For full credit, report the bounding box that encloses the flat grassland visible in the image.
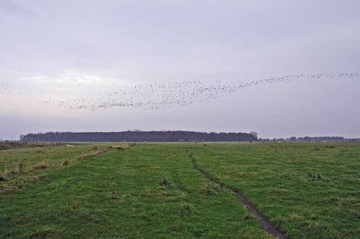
[0,142,359,238]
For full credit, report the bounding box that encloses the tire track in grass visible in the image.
[189,153,288,239]
[0,146,118,194]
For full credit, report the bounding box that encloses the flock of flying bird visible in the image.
[1,72,359,111]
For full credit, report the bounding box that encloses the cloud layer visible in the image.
[1,0,360,139]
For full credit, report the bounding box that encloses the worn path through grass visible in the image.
[0,143,116,191]
[192,142,360,239]
[0,143,271,238]
[189,152,288,239]
[1,142,358,238]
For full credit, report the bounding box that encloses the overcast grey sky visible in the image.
[0,0,360,139]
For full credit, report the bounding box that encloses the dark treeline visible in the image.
[20,131,258,142]
[292,136,345,142]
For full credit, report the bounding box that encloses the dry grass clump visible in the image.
[35,163,49,170]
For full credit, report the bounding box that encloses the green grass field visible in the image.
[0,142,359,238]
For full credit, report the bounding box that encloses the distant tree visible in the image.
[289,136,297,141]
[249,131,258,139]
[303,136,312,141]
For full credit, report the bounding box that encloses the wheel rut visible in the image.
[189,153,288,239]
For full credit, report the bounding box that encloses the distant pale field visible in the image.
[0,142,359,238]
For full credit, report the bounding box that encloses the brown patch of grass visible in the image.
[35,163,49,170]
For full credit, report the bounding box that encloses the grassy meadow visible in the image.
[0,142,359,238]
